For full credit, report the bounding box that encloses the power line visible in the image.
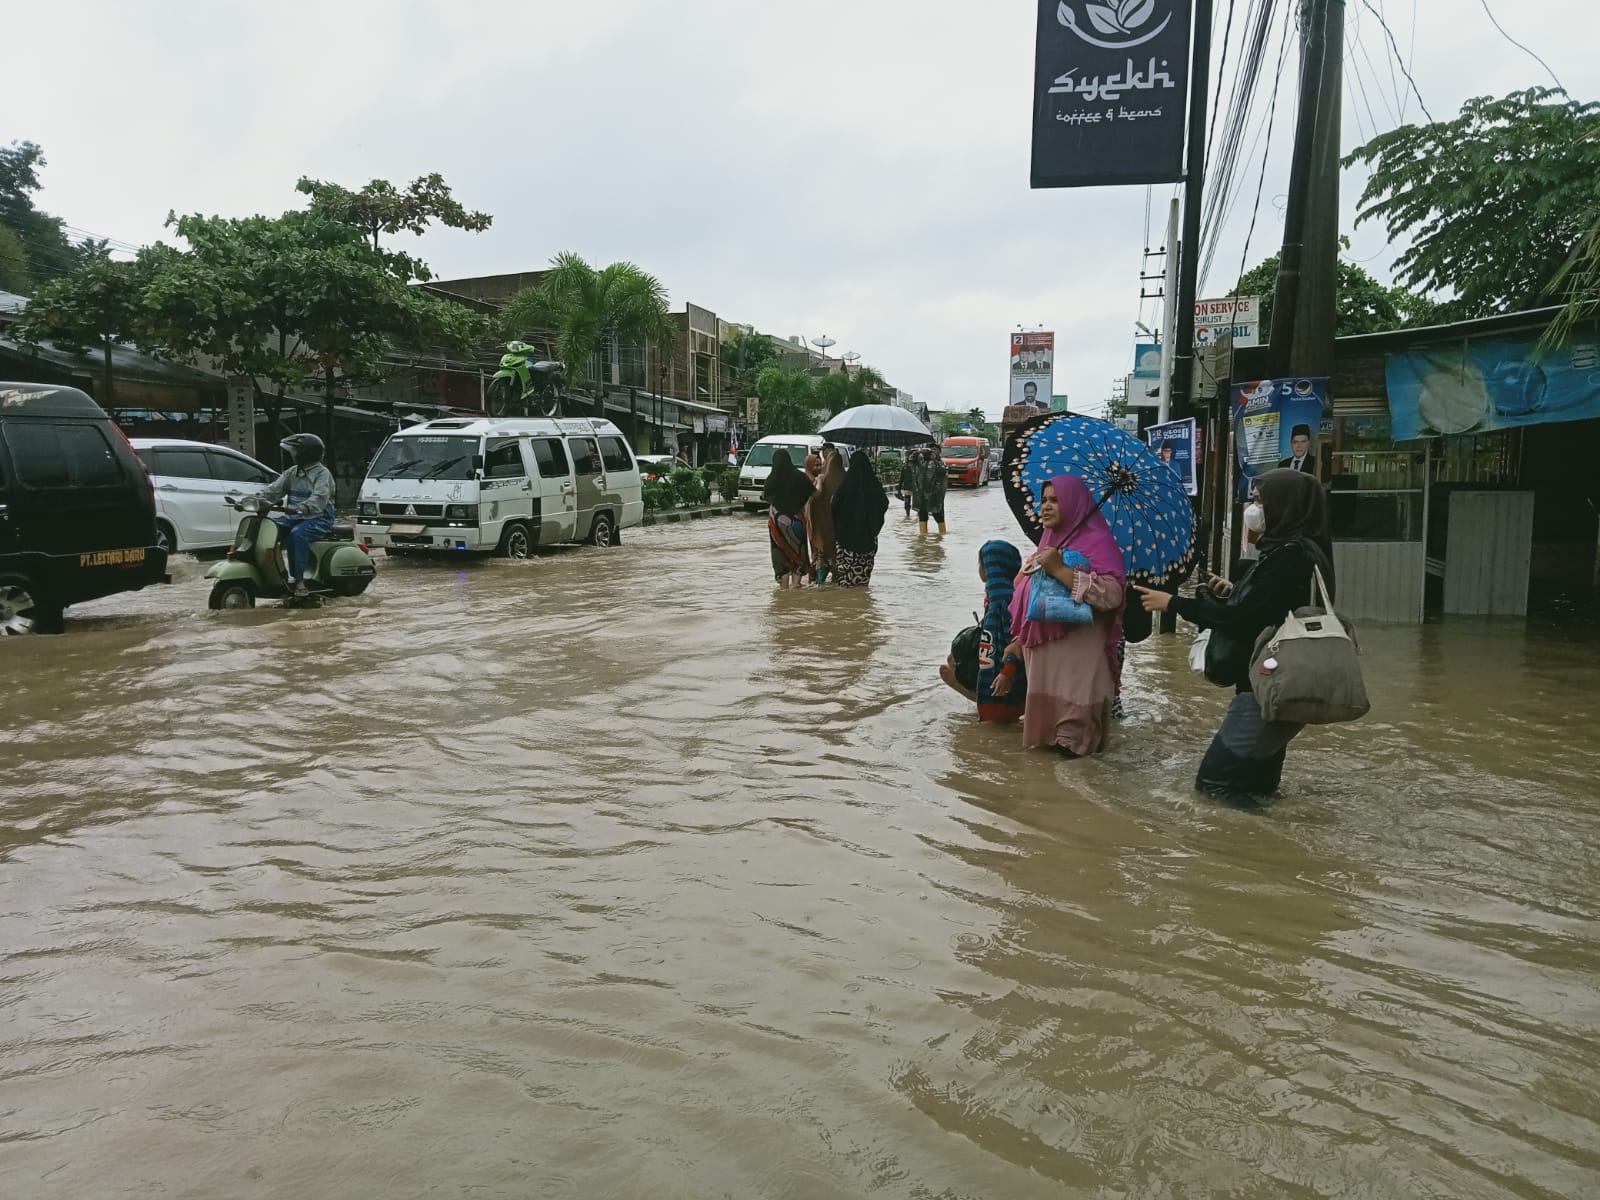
[1478,0,1566,93]
[1231,1,1296,291]
[1358,0,1432,121]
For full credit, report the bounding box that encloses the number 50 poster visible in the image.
[1230,377,1329,498]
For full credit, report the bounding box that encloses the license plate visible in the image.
[389,523,426,534]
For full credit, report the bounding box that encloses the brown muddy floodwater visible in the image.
[3,486,1599,1199]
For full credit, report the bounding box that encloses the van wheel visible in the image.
[208,580,256,611]
[155,520,176,554]
[0,575,62,635]
[588,512,617,547]
[499,521,532,559]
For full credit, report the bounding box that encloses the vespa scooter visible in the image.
[205,496,376,610]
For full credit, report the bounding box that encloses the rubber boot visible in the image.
[918,520,929,537]
[938,520,948,535]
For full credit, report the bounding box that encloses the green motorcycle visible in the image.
[487,341,566,417]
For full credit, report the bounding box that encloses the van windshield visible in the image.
[746,442,811,468]
[370,436,478,481]
[942,442,979,461]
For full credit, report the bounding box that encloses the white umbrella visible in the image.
[819,404,935,448]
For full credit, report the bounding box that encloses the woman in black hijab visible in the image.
[831,451,890,587]
[1135,469,1334,802]
[763,448,816,588]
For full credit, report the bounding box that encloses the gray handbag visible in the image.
[1249,566,1371,725]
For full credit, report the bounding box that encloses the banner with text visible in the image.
[1230,377,1329,499]
[1031,0,1195,188]
[1010,331,1055,406]
[1194,295,1260,348]
[1146,417,1197,496]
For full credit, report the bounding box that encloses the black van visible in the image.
[0,382,169,633]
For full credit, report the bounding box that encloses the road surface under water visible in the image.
[3,486,1599,1199]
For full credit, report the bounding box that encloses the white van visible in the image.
[738,434,850,511]
[356,416,642,556]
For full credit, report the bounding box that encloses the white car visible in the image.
[131,437,278,554]
[636,454,677,483]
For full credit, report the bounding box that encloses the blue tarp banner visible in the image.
[1385,339,1600,440]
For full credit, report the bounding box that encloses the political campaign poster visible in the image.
[1031,0,1196,188]
[1230,377,1329,498]
[1146,417,1197,497]
[1010,332,1055,406]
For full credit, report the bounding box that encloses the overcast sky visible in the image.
[10,0,1592,417]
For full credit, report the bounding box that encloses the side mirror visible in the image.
[472,454,484,472]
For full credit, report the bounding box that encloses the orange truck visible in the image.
[941,436,991,487]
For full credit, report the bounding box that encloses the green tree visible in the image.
[1345,89,1600,320]
[295,173,492,282]
[754,365,821,436]
[136,209,483,451]
[12,249,144,405]
[0,141,75,282]
[813,365,890,415]
[0,224,31,293]
[1235,242,1439,340]
[500,253,675,395]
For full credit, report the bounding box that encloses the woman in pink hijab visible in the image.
[998,475,1127,758]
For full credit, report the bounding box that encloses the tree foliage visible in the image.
[1345,89,1600,320]
[12,251,143,354]
[14,174,489,449]
[754,365,821,436]
[0,140,113,288]
[295,173,492,282]
[1235,242,1439,340]
[500,253,675,392]
[812,364,889,415]
[722,327,778,398]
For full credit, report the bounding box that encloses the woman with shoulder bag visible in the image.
[1134,470,1334,802]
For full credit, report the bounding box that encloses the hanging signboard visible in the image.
[1194,295,1260,348]
[1031,0,1196,189]
[1230,377,1329,498]
[1009,331,1055,406]
[1146,417,1197,496]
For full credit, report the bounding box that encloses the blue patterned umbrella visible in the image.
[1002,413,1195,586]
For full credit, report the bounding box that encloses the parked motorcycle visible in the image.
[205,497,376,610]
[487,341,566,417]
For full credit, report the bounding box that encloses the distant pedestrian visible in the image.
[831,450,889,587]
[1135,469,1333,802]
[763,449,814,588]
[911,446,947,536]
[803,450,823,486]
[808,450,846,583]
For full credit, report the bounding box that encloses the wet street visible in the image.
[4,485,1600,1199]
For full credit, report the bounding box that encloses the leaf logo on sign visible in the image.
[1058,0,1173,49]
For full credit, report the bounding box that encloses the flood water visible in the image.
[4,486,1599,1199]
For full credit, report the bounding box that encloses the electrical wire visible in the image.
[1478,0,1566,93]
[1230,6,1296,293]
[1358,0,1432,121]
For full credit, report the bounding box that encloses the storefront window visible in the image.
[1330,412,1424,541]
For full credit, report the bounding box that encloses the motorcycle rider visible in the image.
[251,433,336,596]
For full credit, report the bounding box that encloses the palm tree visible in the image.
[500,253,675,402]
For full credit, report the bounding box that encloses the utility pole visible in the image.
[1168,0,1215,422]
[1269,0,1345,378]
[1157,198,1180,423]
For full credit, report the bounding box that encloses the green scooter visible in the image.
[486,341,566,417]
[205,496,376,610]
